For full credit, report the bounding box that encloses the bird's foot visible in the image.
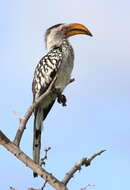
[57,94,67,106]
[53,88,67,106]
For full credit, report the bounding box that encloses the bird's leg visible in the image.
[57,78,74,105]
[57,94,67,106]
[52,88,67,106]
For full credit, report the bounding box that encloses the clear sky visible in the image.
[0,0,130,190]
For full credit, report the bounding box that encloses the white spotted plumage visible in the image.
[32,47,64,100]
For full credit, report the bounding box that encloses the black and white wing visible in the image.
[32,48,63,101]
[32,48,63,177]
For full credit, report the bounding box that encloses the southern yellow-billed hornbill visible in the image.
[32,23,92,177]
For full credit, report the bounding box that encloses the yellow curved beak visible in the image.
[66,23,93,38]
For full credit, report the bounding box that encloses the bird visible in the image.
[32,23,92,177]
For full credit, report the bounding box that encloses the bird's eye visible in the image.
[61,27,67,35]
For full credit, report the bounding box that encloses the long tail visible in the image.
[33,100,55,177]
[33,107,43,177]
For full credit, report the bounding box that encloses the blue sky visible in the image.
[0,0,130,190]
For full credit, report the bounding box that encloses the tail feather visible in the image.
[33,100,55,177]
[33,108,43,177]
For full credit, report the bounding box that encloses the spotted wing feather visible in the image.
[32,48,63,100]
[32,48,63,177]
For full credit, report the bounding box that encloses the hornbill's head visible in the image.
[45,23,92,50]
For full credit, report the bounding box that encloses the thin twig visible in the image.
[28,180,48,190]
[10,187,16,190]
[13,76,57,147]
[62,150,106,185]
[12,111,21,121]
[40,147,51,167]
[81,184,95,190]
[41,179,48,190]
[0,130,68,190]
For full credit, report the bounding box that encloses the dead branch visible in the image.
[0,129,106,190]
[0,130,67,190]
[13,76,57,147]
[62,150,106,185]
[0,73,106,190]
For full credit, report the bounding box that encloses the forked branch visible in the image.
[62,150,106,185]
[13,76,57,147]
[0,130,67,190]
[0,74,106,190]
[13,77,75,147]
[0,130,106,190]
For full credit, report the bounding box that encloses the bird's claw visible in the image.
[53,88,67,106]
[57,94,67,106]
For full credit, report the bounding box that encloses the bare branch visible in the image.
[13,76,74,147]
[62,150,106,185]
[13,76,57,147]
[0,69,105,190]
[0,130,106,190]
[0,130,68,190]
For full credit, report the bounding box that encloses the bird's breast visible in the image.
[55,50,74,91]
